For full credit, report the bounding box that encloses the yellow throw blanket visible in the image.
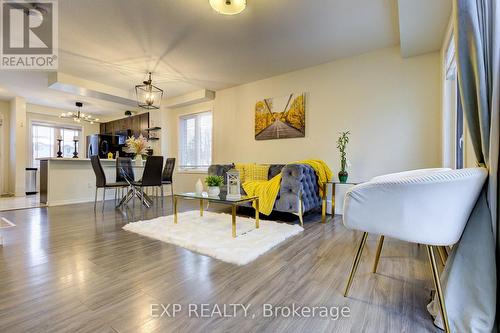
[242,160,332,215]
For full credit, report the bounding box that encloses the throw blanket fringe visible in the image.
[243,160,332,215]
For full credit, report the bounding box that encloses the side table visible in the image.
[321,181,359,223]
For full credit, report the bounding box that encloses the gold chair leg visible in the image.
[437,247,446,266]
[231,205,237,238]
[437,246,448,267]
[321,183,327,223]
[255,199,260,229]
[372,235,385,273]
[173,196,178,224]
[331,183,336,216]
[427,245,450,333]
[344,232,368,297]
[441,246,449,259]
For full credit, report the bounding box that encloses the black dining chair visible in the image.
[130,156,164,209]
[116,157,134,201]
[162,158,176,211]
[90,155,128,212]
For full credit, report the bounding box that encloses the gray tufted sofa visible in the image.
[208,163,322,225]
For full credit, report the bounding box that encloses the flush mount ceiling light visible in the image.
[135,72,163,110]
[209,0,246,15]
[59,102,100,124]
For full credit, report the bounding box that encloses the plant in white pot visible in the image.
[124,135,148,166]
[205,175,224,197]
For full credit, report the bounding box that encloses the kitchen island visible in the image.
[38,157,122,206]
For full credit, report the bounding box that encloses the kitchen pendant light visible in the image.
[209,0,246,15]
[135,72,163,110]
[59,102,99,124]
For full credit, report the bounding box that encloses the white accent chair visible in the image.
[342,168,488,333]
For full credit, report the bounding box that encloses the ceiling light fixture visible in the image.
[209,0,246,15]
[59,102,100,124]
[135,72,163,110]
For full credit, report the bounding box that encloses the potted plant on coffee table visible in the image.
[337,131,350,183]
[205,175,224,197]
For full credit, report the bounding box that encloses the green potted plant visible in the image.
[205,175,224,197]
[337,131,350,183]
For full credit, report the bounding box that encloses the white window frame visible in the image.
[29,121,83,167]
[442,25,465,170]
[178,111,213,173]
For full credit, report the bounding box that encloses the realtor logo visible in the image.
[1,0,58,70]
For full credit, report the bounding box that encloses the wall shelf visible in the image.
[146,127,161,131]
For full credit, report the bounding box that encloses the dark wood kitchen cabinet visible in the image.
[100,123,107,134]
[99,113,150,137]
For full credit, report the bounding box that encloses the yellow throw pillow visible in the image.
[245,164,270,182]
[234,163,247,183]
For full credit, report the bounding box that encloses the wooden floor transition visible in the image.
[0,198,440,333]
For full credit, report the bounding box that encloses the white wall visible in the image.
[148,109,166,156]
[0,101,10,195]
[165,46,441,193]
[9,97,27,196]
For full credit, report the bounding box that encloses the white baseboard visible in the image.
[48,198,95,206]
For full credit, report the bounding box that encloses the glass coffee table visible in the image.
[173,192,260,238]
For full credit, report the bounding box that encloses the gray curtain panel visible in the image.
[428,0,499,332]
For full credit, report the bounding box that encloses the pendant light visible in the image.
[135,72,163,110]
[59,102,99,124]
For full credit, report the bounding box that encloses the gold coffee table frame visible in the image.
[321,181,359,223]
[173,192,260,238]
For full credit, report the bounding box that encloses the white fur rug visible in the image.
[123,211,303,265]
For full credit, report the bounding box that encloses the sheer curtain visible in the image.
[428,0,499,331]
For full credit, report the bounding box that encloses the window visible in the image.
[61,128,81,158]
[443,34,464,169]
[179,111,212,171]
[31,123,82,167]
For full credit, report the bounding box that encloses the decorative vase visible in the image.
[338,170,348,183]
[135,155,143,166]
[208,186,220,197]
[195,178,203,195]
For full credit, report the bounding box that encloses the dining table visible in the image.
[115,164,155,209]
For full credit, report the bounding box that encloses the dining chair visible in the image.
[341,168,488,333]
[90,155,129,212]
[130,156,164,210]
[116,157,135,202]
[162,158,176,211]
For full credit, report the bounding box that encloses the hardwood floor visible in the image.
[0,198,439,333]
[0,194,44,212]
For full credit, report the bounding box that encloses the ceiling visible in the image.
[0,0,451,117]
[398,0,452,57]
